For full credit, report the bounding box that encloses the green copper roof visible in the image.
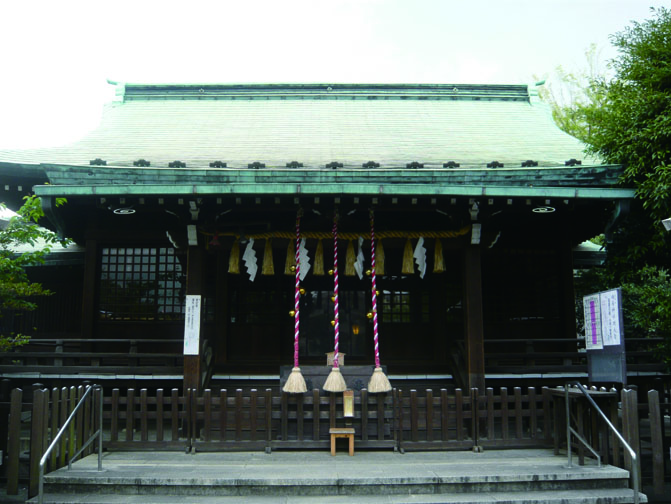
[0,83,598,169]
[31,164,634,200]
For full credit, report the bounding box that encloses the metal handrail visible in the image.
[564,382,639,504]
[38,384,104,504]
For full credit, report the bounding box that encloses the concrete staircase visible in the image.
[29,449,646,503]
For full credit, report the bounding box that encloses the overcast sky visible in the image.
[0,0,666,149]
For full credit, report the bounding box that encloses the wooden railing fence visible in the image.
[2,385,101,497]
[3,384,669,499]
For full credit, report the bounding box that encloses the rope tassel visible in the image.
[367,209,391,393]
[345,240,356,276]
[284,239,295,275]
[375,239,385,275]
[402,238,414,274]
[433,238,445,274]
[283,211,307,394]
[313,239,325,276]
[262,238,274,276]
[324,212,347,393]
[228,239,240,274]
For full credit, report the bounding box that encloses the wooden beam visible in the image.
[561,236,577,341]
[80,238,98,339]
[183,244,204,394]
[464,245,485,393]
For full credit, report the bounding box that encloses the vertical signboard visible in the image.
[582,288,626,384]
[183,294,201,356]
[582,293,603,350]
[599,289,622,347]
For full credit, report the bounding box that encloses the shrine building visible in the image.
[0,82,645,393]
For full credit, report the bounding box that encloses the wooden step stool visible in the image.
[329,427,355,456]
[329,389,355,456]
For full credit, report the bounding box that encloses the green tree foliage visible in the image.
[587,7,671,272]
[536,43,608,144]
[574,8,671,271]
[0,195,70,350]
[544,8,671,366]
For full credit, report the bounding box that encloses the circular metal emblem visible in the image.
[113,208,136,215]
[532,206,555,214]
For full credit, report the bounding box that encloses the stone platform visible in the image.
[29,448,646,503]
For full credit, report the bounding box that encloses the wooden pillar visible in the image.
[183,244,204,394]
[215,249,228,366]
[80,238,98,338]
[560,236,577,341]
[464,244,485,393]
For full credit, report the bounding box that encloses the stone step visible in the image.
[31,488,647,504]
[38,475,631,497]
[27,449,646,504]
[37,466,632,497]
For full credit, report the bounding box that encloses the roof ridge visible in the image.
[114,82,531,102]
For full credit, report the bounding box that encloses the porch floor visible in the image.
[30,448,646,503]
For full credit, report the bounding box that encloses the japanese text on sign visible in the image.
[183,295,201,355]
[583,294,603,350]
[582,288,622,349]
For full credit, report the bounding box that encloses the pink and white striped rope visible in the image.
[293,214,301,368]
[332,215,340,368]
[370,210,381,369]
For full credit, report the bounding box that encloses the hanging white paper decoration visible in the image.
[354,236,365,280]
[298,238,311,281]
[413,236,427,279]
[243,238,258,281]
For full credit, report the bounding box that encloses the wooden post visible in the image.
[6,388,22,495]
[471,388,480,448]
[312,389,320,441]
[251,389,259,442]
[464,245,485,393]
[29,388,47,498]
[49,388,60,470]
[183,244,204,394]
[235,389,243,442]
[410,390,418,442]
[377,393,385,441]
[455,388,464,441]
[542,387,552,445]
[156,389,164,442]
[110,389,119,443]
[529,388,537,439]
[397,389,404,453]
[426,389,434,442]
[219,389,228,442]
[647,389,664,496]
[609,388,620,467]
[621,388,641,489]
[440,389,449,442]
[265,389,273,451]
[361,389,369,442]
[501,387,509,442]
[203,389,212,442]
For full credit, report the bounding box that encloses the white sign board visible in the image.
[183,295,201,355]
[583,288,623,349]
[599,289,622,346]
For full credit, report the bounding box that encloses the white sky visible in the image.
[0,0,666,149]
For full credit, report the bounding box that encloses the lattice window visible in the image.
[381,290,411,323]
[99,247,184,320]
